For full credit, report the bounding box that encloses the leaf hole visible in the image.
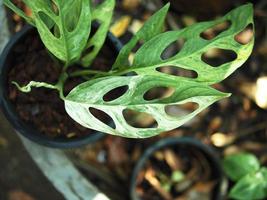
[132,41,143,53]
[89,107,115,129]
[200,20,231,40]
[38,11,59,38]
[91,20,101,36]
[82,45,95,58]
[234,23,254,45]
[53,24,61,38]
[201,48,237,67]
[165,103,199,118]
[121,71,138,76]
[156,66,198,78]
[161,39,185,60]
[65,1,82,32]
[123,109,158,128]
[51,1,59,15]
[144,86,175,101]
[38,11,53,28]
[103,85,129,102]
[91,0,105,6]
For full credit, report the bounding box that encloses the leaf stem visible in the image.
[55,72,68,100]
[69,68,133,78]
[69,69,111,77]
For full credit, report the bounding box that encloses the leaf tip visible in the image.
[164,2,171,10]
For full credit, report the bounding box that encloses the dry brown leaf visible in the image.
[164,149,182,171]
[0,136,8,147]
[122,0,140,11]
[8,190,35,200]
[144,168,172,200]
[110,16,131,37]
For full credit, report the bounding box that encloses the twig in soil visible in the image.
[144,167,172,200]
[164,149,182,171]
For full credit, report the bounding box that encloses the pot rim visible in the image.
[0,25,122,148]
[130,136,228,200]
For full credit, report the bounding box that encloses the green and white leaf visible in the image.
[4,0,91,65]
[65,75,229,138]
[229,167,267,200]
[64,4,254,138]
[112,3,170,70]
[80,0,115,67]
[125,3,254,85]
[223,153,260,181]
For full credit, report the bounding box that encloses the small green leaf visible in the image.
[171,171,185,183]
[162,182,171,192]
[229,168,267,200]
[12,81,58,93]
[223,153,260,181]
[64,75,229,138]
[81,0,115,67]
[112,3,170,70]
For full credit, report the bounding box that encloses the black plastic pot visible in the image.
[130,137,228,200]
[0,25,122,148]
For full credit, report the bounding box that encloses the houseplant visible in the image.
[0,0,119,147]
[0,1,254,145]
[130,137,227,200]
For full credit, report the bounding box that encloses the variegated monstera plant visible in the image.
[4,0,254,138]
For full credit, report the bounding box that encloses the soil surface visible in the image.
[7,29,115,139]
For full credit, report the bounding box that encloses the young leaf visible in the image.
[229,168,267,200]
[80,0,115,67]
[223,153,260,181]
[4,0,92,65]
[64,75,229,138]
[112,3,170,70]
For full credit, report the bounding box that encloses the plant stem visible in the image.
[56,72,68,100]
[69,69,111,77]
[69,68,133,78]
[53,61,70,100]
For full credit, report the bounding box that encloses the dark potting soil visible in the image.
[7,29,115,139]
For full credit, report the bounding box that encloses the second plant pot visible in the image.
[130,137,228,200]
[0,25,122,148]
